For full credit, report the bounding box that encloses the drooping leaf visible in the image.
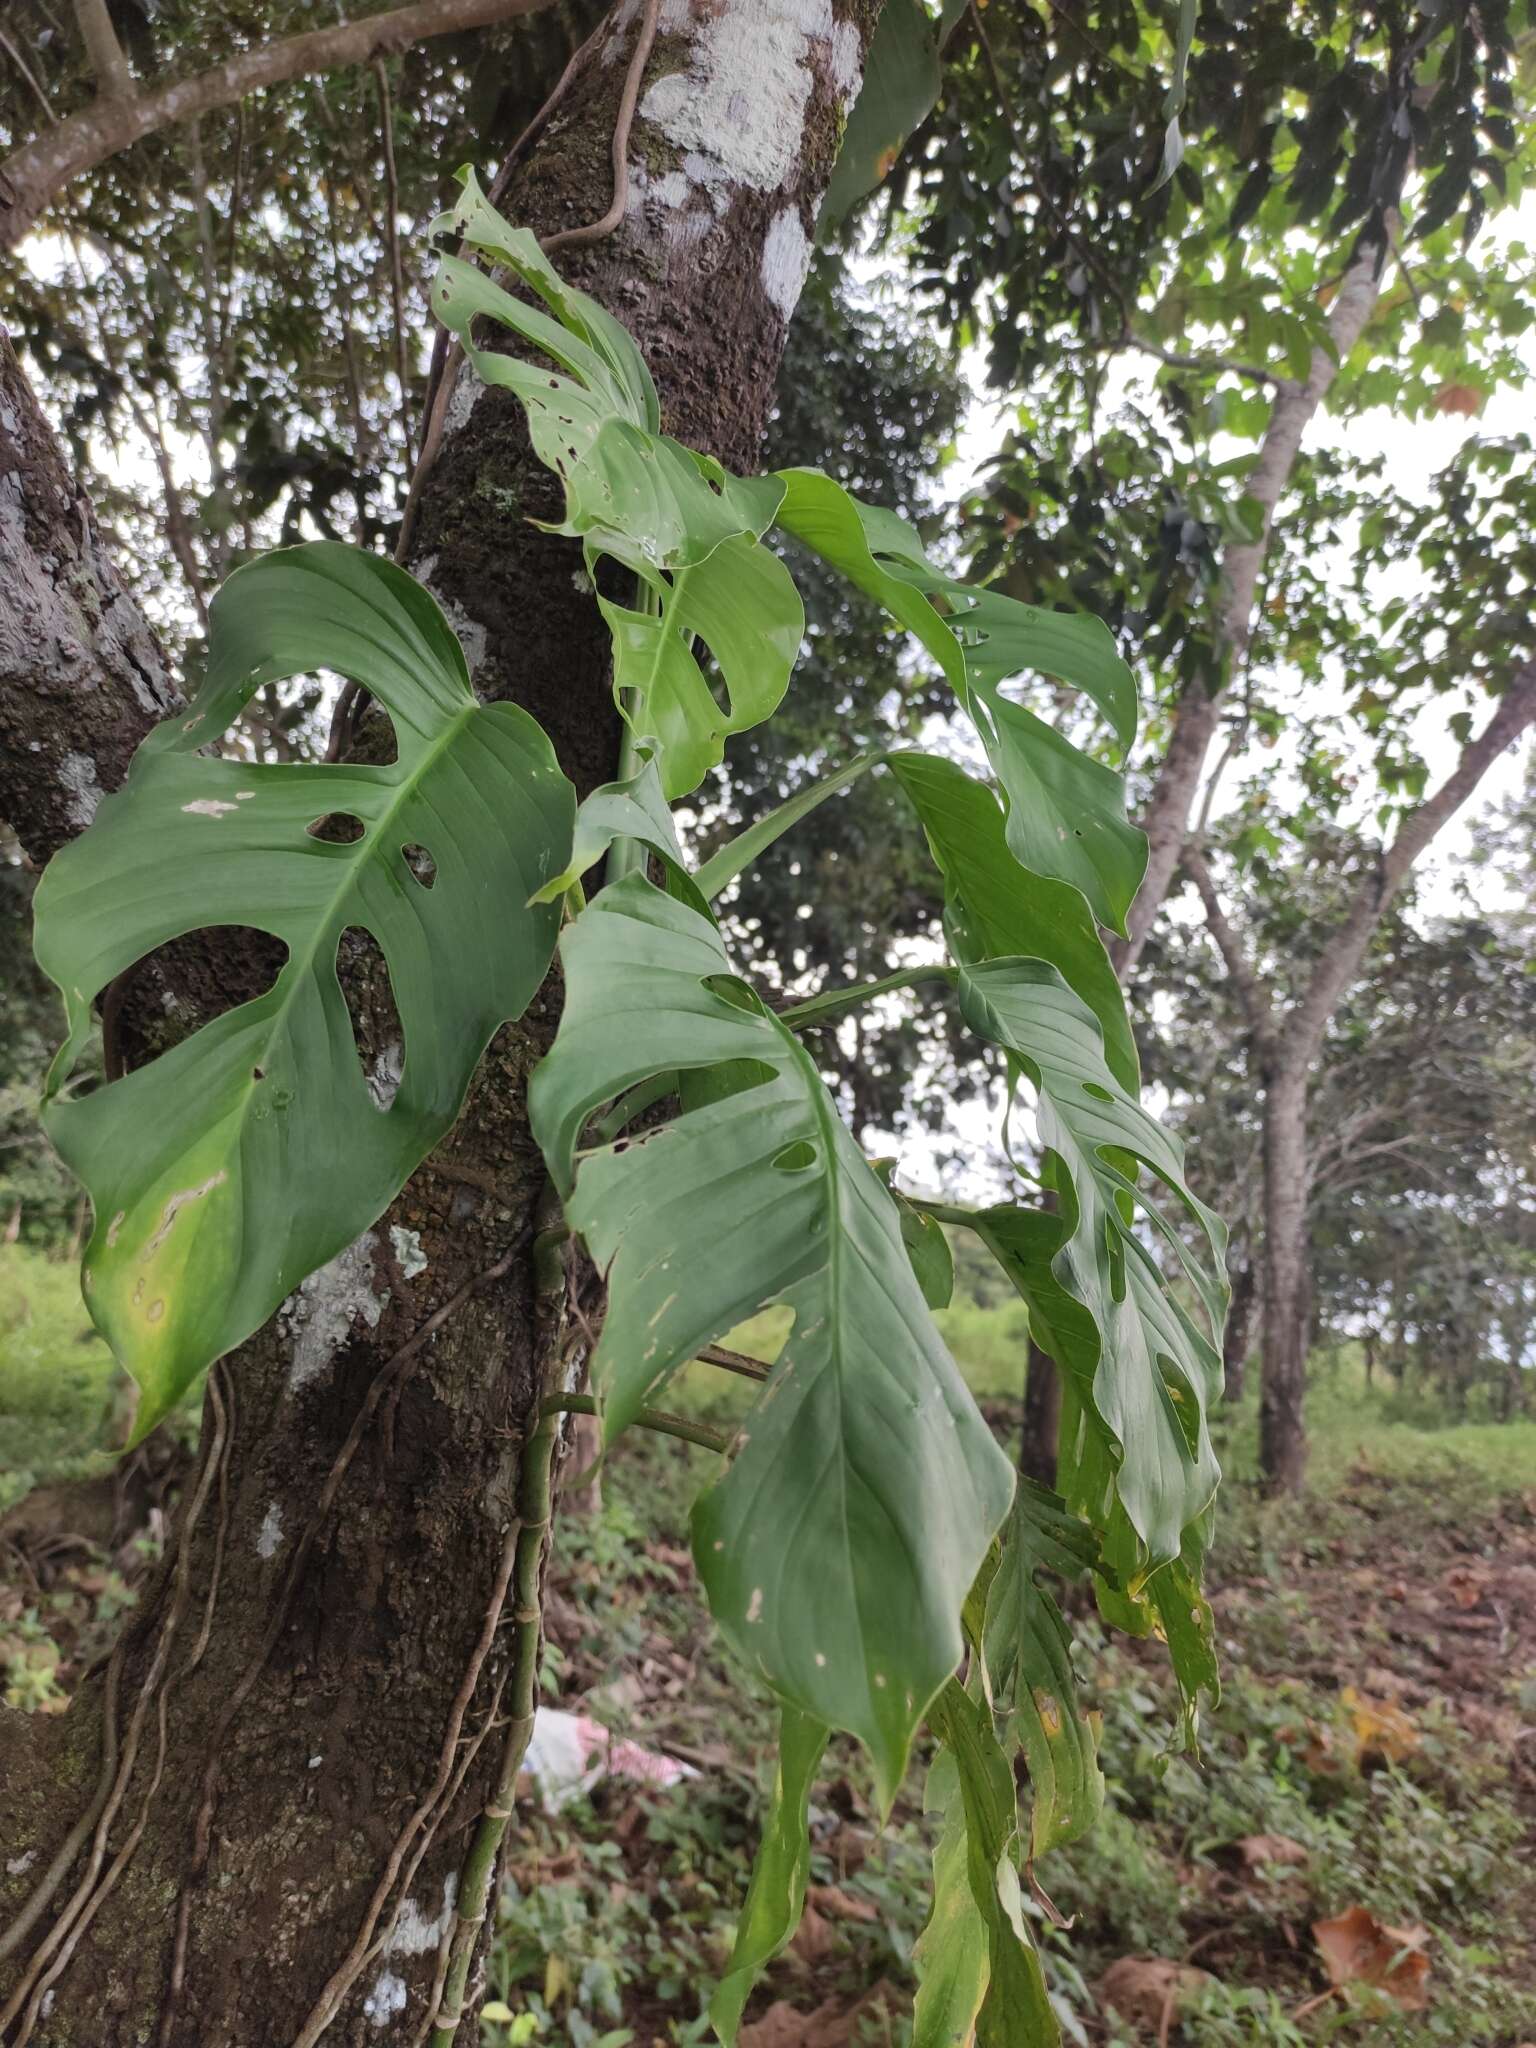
[528,875,1014,1803]
[34,542,572,1431]
[956,958,1225,1563]
[912,1757,991,2048]
[889,752,1138,1091]
[982,1483,1105,1857]
[820,0,943,232]
[710,1707,830,2045]
[1150,0,1199,192]
[432,172,802,800]
[774,472,1145,932]
[926,1679,1060,2046]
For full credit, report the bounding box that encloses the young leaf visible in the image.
[529,752,692,904]
[889,752,1138,1092]
[432,173,803,800]
[710,1707,830,2045]
[957,959,1226,1562]
[34,542,573,1431]
[528,875,1014,1803]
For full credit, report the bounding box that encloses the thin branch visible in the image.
[0,0,559,248]
[373,55,415,473]
[1183,843,1278,1059]
[0,29,58,121]
[1121,332,1285,389]
[72,0,133,99]
[1284,660,1536,1075]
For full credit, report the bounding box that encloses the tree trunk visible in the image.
[0,7,879,2041]
[1258,1067,1311,1493]
[1222,1254,1255,1404]
[1019,1338,1060,1489]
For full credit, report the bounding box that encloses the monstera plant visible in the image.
[32,172,1225,2045]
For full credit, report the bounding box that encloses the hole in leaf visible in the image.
[701,972,760,1013]
[771,1140,818,1172]
[335,925,404,1111]
[1082,1082,1115,1104]
[402,843,437,890]
[91,927,289,1083]
[307,812,366,845]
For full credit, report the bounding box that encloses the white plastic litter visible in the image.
[520,1706,698,1813]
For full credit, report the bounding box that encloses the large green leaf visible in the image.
[820,0,943,231]
[889,751,1138,1092]
[982,1483,1104,1858]
[710,1707,829,2044]
[926,1679,1059,2046]
[774,471,1145,933]
[431,173,802,800]
[528,875,1014,1802]
[33,542,572,1431]
[956,960,1225,1564]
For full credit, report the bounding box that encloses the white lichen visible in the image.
[387,1874,458,1956]
[760,206,811,321]
[255,1503,284,1560]
[368,1041,404,1113]
[639,0,837,196]
[181,797,239,819]
[361,1971,408,2027]
[282,1232,387,1391]
[390,1225,429,1280]
[59,752,102,827]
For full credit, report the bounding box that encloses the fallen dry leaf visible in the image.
[1433,382,1483,416]
[1443,1565,1489,1611]
[1312,1905,1431,2010]
[1098,1956,1217,2030]
[740,1981,899,2048]
[807,1882,880,1923]
[790,1900,834,1962]
[1343,1686,1419,1766]
[1233,1833,1309,1870]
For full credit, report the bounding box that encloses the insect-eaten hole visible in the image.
[771,1139,818,1172]
[307,811,366,845]
[335,925,405,1111]
[402,843,437,890]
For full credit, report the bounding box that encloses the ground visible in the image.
[2,1242,1534,2046]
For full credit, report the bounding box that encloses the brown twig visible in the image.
[542,0,659,252]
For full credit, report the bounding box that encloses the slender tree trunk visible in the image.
[0,8,879,2040]
[1019,1338,1060,1488]
[1222,1255,1255,1403]
[1258,1066,1311,1493]
[1114,239,1385,980]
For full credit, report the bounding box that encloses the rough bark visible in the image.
[0,0,558,253]
[0,4,880,2040]
[1114,238,1386,980]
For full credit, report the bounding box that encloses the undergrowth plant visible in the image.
[30,171,1227,2045]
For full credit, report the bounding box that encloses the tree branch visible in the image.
[72,0,133,100]
[1183,843,1278,1060]
[1115,230,1389,979]
[1121,332,1286,390]
[0,0,557,249]
[1283,660,1536,1075]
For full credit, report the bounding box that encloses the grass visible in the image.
[0,1242,117,1513]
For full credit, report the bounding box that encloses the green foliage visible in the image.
[33,542,572,1433]
[32,179,1227,2045]
[0,1245,116,1514]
